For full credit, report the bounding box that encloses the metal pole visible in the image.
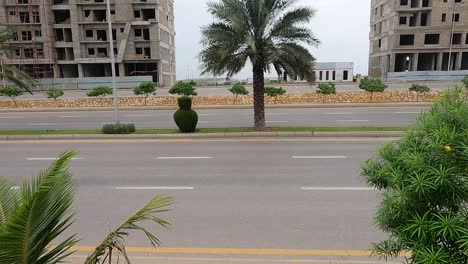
[106,0,119,124]
[448,6,457,71]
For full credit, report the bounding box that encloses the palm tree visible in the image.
[0,27,35,93]
[0,150,173,264]
[200,0,319,130]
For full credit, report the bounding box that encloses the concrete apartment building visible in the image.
[0,0,176,89]
[369,0,468,81]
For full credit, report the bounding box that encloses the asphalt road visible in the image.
[10,81,458,100]
[0,107,427,130]
[0,138,396,263]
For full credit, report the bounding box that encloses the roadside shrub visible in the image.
[87,86,113,106]
[462,76,468,99]
[133,81,156,105]
[361,87,468,263]
[229,84,249,104]
[359,77,388,102]
[0,85,23,106]
[264,86,286,98]
[173,97,198,133]
[45,87,64,100]
[169,81,198,97]
[316,82,336,103]
[189,80,197,86]
[409,84,430,102]
[102,123,136,134]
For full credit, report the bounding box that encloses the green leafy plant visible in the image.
[102,123,136,134]
[188,80,197,86]
[0,151,173,264]
[87,86,113,106]
[0,27,35,93]
[316,82,336,103]
[45,87,65,100]
[169,81,197,97]
[133,81,156,105]
[173,97,198,133]
[359,77,388,102]
[264,87,286,103]
[200,0,319,130]
[361,88,468,263]
[229,84,249,104]
[0,85,23,106]
[409,84,430,102]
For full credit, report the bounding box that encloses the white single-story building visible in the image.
[286,62,354,83]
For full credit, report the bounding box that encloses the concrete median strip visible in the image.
[0,131,404,141]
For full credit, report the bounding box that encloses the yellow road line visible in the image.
[69,246,412,257]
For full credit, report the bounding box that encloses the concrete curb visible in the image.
[0,131,404,141]
[0,102,432,112]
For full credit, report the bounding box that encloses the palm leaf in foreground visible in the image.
[0,150,79,264]
[85,195,174,264]
[0,177,18,226]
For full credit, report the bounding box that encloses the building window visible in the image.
[319,71,323,81]
[425,34,440,44]
[466,33,468,44]
[134,10,141,18]
[399,16,407,25]
[85,30,93,38]
[326,71,329,81]
[400,0,408,5]
[35,30,41,37]
[21,31,32,41]
[19,12,30,23]
[134,28,142,37]
[442,13,446,22]
[332,71,336,81]
[378,39,382,47]
[88,48,95,55]
[343,71,349,81]
[9,11,16,16]
[24,48,33,58]
[453,13,460,22]
[400,34,415,46]
[136,47,143,54]
[452,33,462,44]
[32,12,40,23]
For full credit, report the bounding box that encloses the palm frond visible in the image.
[85,195,174,264]
[0,150,79,264]
[0,177,19,226]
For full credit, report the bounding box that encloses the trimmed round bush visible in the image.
[173,97,198,133]
[102,123,136,134]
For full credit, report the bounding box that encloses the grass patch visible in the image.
[0,126,407,136]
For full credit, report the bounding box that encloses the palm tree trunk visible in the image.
[252,63,265,130]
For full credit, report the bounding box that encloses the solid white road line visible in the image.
[28,123,57,126]
[0,116,24,119]
[60,115,89,118]
[156,156,213,160]
[300,187,376,191]
[394,111,420,114]
[336,120,369,123]
[292,156,347,159]
[27,158,84,161]
[114,186,194,190]
[266,121,289,123]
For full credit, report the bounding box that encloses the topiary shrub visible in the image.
[133,81,156,105]
[409,84,430,102]
[45,87,64,100]
[264,86,286,103]
[316,82,336,103]
[359,77,388,102]
[169,81,198,97]
[102,123,136,134]
[173,97,198,133]
[0,85,23,106]
[362,87,468,263]
[228,84,249,104]
[87,86,113,106]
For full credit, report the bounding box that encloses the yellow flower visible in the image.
[443,145,452,152]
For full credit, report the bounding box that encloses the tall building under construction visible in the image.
[369,0,468,81]
[0,0,176,88]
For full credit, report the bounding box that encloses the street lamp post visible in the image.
[106,0,120,124]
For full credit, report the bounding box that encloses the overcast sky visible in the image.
[174,0,371,80]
